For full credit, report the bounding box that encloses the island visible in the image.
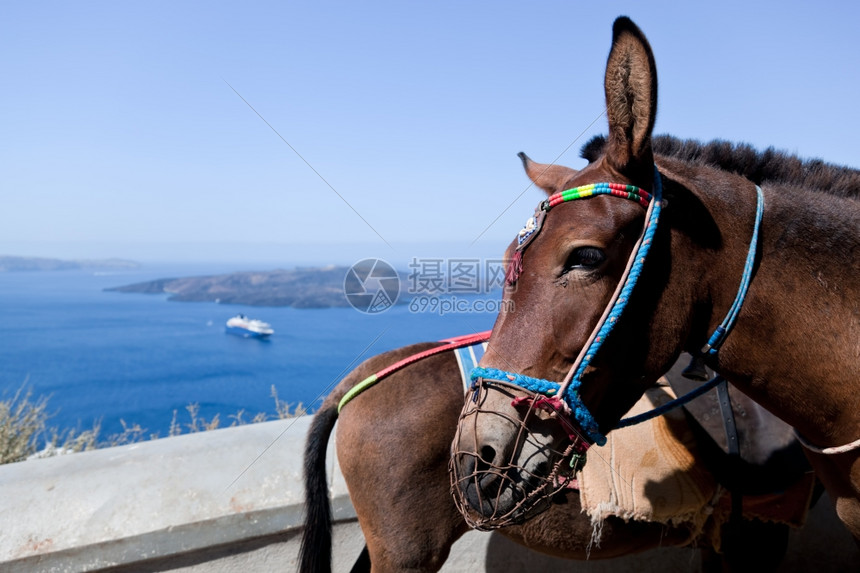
[105,265,412,309]
[0,256,139,272]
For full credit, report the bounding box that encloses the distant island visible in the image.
[105,265,412,308]
[0,256,140,272]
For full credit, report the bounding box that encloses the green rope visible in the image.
[338,374,378,413]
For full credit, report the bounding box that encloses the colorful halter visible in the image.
[475,170,768,450]
[506,182,654,284]
[475,166,664,446]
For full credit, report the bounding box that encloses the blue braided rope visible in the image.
[569,166,663,384]
[616,375,724,428]
[470,366,561,396]
[470,366,604,445]
[471,367,727,439]
[704,185,764,355]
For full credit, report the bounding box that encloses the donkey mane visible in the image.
[581,134,860,198]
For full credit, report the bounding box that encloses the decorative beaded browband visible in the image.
[506,182,654,284]
[479,166,664,446]
[547,182,652,208]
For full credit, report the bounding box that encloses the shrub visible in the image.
[0,384,309,464]
[0,386,50,464]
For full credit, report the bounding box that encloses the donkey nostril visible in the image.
[534,461,550,479]
[478,445,496,471]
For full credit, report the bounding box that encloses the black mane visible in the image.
[580,135,860,198]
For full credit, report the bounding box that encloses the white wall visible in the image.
[0,416,856,572]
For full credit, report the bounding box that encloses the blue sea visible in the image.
[0,263,496,440]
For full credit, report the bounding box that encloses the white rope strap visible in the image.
[794,430,860,455]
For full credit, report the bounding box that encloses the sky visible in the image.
[2,1,859,268]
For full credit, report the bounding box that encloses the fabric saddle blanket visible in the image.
[578,375,815,547]
[454,341,488,389]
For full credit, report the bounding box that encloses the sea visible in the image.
[0,263,497,441]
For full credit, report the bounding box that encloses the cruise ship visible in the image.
[225,314,274,338]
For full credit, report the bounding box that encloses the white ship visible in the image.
[225,314,274,338]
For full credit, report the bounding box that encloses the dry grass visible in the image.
[0,386,51,464]
[0,383,308,464]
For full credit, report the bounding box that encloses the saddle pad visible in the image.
[578,382,814,548]
[454,342,488,393]
[579,383,719,532]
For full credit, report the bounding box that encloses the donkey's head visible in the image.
[451,17,690,528]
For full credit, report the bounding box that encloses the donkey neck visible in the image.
[703,184,860,448]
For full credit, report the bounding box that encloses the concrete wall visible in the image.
[0,415,857,572]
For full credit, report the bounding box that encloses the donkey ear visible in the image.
[517,152,578,195]
[604,17,658,178]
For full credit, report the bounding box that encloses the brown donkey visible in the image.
[451,16,860,540]
[300,338,817,572]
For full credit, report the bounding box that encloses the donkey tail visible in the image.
[298,400,339,573]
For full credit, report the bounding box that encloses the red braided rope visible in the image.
[511,395,591,453]
[374,331,491,380]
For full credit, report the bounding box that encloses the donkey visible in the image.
[301,336,815,572]
[450,16,860,540]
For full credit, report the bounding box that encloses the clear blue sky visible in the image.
[3,1,858,267]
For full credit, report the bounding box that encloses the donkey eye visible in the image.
[563,247,606,273]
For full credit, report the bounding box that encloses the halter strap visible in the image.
[794,431,860,455]
[555,170,664,403]
[700,185,764,356]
